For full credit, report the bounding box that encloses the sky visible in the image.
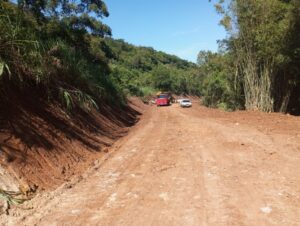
[103,0,227,63]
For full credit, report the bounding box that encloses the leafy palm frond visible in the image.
[59,88,74,110]
[59,88,98,111]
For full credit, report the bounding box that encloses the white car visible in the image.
[180,99,192,108]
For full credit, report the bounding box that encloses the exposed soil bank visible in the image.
[0,94,145,192]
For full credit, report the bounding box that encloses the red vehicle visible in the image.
[156,92,172,106]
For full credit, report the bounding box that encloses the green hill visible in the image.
[105,38,201,96]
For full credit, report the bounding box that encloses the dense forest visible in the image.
[105,38,200,97]
[0,0,299,114]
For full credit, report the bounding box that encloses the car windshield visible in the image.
[158,95,168,98]
[182,100,190,103]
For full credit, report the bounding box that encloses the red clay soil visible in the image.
[1,101,299,225]
[0,93,145,192]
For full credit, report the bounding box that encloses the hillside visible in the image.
[105,38,201,96]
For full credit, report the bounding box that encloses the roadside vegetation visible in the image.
[0,0,299,114]
[0,0,125,112]
[199,0,300,114]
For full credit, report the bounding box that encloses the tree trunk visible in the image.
[242,58,274,112]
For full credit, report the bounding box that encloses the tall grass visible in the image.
[0,2,126,111]
[0,4,43,84]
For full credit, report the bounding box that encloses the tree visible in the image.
[197,50,213,66]
[212,0,300,112]
[152,65,173,91]
[197,50,244,110]
[17,0,111,37]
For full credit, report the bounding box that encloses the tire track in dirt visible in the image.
[1,104,300,226]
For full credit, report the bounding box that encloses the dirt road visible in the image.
[2,103,300,226]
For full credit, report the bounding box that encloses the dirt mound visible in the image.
[0,93,144,192]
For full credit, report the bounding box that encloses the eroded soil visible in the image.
[1,103,300,226]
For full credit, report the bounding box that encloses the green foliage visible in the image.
[202,72,235,110]
[105,38,200,97]
[0,2,43,83]
[197,50,244,110]
[0,189,28,206]
[59,88,98,111]
[18,0,111,37]
[152,65,173,91]
[140,86,157,97]
[207,0,300,113]
[0,1,125,112]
